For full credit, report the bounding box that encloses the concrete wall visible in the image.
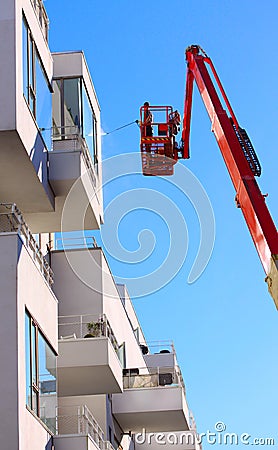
[51,249,103,317]
[0,234,20,449]
[0,232,58,450]
[117,284,146,343]
[102,255,147,369]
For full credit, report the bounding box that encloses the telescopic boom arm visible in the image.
[181,45,278,307]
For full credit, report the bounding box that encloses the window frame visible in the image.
[25,309,57,423]
[22,14,52,125]
[52,76,98,169]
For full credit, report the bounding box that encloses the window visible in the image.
[118,342,126,368]
[22,16,52,149]
[82,82,98,167]
[25,310,57,432]
[133,327,140,343]
[52,77,98,169]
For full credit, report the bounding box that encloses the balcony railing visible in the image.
[139,340,176,356]
[50,235,99,251]
[58,314,119,354]
[0,203,53,286]
[51,125,98,189]
[56,404,104,448]
[123,366,186,391]
[31,0,49,42]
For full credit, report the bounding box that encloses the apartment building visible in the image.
[0,1,200,449]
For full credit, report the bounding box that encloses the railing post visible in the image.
[80,315,83,338]
[78,406,82,434]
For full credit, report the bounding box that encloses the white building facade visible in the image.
[0,1,200,450]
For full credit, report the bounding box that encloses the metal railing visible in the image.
[58,314,119,354]
[140,340,176,355]
[51,125,98,189]
[31,0,49,42]
[123,366,186,391]
[0,203,53,286]
[50,235,99,251]
[56,404,104,448]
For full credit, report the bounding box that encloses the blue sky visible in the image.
[46,1,278,448]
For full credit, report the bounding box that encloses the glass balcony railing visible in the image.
[139,340,176,356]
[50,235,99,251]
[123,366,186,391]
[58,314,119,354]
[0,203,53,286]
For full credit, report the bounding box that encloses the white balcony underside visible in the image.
[0,130,54,213]
[57,338,123,396]
[112,386,190,432]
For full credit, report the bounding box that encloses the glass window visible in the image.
[52,77,98,168]
[25,312,32,409]
[22,15,52,149]
[64,78,81,131]
[22,18,28,100]
[31,322,37,385]
[35,51,52,149]
[38,331,57,433]
[81,81,98,166]
[52,79,62,136]
[25,310,57,432]
[118,342,126,368]
[31,321,39,415]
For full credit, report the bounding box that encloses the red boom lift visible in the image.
[139,45,278,307]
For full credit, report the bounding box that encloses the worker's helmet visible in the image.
[144,101,150,107]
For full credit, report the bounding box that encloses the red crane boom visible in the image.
[139,45,278,307]
[182,45,278,307]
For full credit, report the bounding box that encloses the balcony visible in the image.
[141,341,178,370]
[25,126,102,233]
[57,314,123,396]
[112,366,190,433]
[54,404,111,450]
[0,203,53,286]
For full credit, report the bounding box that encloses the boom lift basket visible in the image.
[140,105,178,176]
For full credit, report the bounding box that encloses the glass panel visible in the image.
[31,322,37,386]
[29,90,35,116]
[118,342,126,368]
[52,79,62,137]
[22,18,28,100]
[133,328,140,343]
[64,78,81,131]
[32,389,39,415]
[81,81,97,162]
[29,39,34,91]
[35,52,52,149]
[38,331,57,433]
[25,312,32,408]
